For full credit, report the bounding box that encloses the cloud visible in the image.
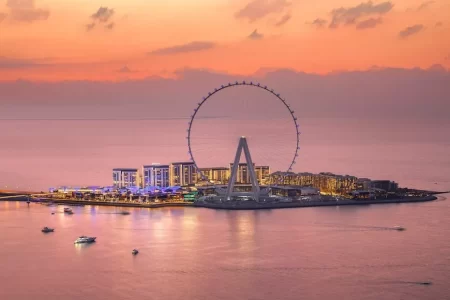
[117,66,134,73]
[235,0,291,22]
[0,56,51,69]
[435,21,443,27]
[329,1,393,29]
[105,22,114,30]
[86,23,95,31]
[417,1,435,11]
[149,41,216,55]
[6,0,50,23]
[398,24,424,39]
[275,13,291,26]
[356,17,382,29]
[0,12,7,23]
[87,7,116,31]
[91,7,114,23]
[248,29,264,40]
[309,18,327,29]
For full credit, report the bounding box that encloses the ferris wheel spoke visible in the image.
[187,82,300,174]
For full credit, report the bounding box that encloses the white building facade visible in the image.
[112,168,139,188]
[142,164,170,188]
[170,162,197,186]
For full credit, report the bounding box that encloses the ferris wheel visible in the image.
[187,81,300,181]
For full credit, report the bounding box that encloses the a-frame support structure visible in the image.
[226,137,260,201]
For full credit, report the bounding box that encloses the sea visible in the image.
[0,198,449,300]
[0,117,450,299]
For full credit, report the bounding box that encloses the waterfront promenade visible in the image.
[194,195,438,210]
[0,191,442,210]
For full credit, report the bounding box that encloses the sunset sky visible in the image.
[0,0,449,81]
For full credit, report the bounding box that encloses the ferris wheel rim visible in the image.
[186,81,300,180]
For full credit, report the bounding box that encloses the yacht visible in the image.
[41,227,54,233]
[64,207,73,214]
[132,249,139,255]
[74,236,96,244]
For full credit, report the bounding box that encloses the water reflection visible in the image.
[74,242,95,254]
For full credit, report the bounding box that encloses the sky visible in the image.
[0,0,450,191]
[0,0,449,81]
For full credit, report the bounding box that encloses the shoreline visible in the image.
[193,195,438,210]
[0,194,441,210]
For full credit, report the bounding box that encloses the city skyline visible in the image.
[112,160,271,189]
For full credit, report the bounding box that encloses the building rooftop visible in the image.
[143,165,169,168]
[171,162,194,165]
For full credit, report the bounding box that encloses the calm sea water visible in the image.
[0,118,449,192]
[1,116,449,299]
[0,198,449,300]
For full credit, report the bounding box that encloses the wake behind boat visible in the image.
[74,236,96,244]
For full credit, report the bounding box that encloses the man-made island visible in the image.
[1,170,448,210]
[0,188,445,211]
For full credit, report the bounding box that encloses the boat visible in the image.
[41,227,54,233]
[74,236,96,244]
[132,249,139,255]
[120,211,130,215]
[394,226,405,231]
[64,207,73,214]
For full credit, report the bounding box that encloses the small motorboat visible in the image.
[120,211,130,215]
[132,249,139,255]
[394,226,405,231]
[51,212,55,215]
[64,207,73,214]
[41,227,54,233]
[74,236,96,244]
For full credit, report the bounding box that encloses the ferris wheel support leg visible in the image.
[241,138,260,201]
[225,137,260,201]
[226,139,243,201]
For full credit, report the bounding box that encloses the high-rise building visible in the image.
[229,163,251,184]
[229,163,270,185]
[370,180,398,192]
[268,171,358,195]
[255,165,270,185]
[199,167,230,184]
[170,162,197,186]
[142,164,170,188]
[112,168,139,188]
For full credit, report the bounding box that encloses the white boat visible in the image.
[132,249,139,255]
[394,226,405,231]
[64,207,73,214]
[41,227,54,233]
[74,236,96,244]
